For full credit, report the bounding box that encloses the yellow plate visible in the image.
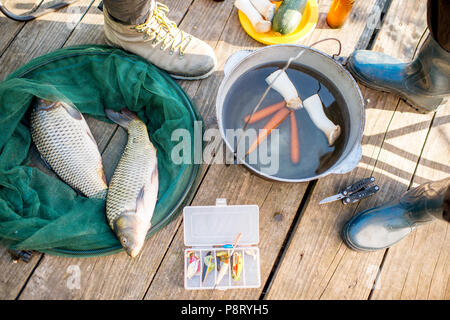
[238,0,319,45]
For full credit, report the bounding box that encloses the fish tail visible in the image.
[105,108,139,130]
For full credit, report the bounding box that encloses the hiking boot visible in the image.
[342,178,450,252]
[103,2,217,80]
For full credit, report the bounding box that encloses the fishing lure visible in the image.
[215,251,230,286]
[231,251,243,281]
[202,251,215,283]
[186,250,200,280]
[245,249,258,261]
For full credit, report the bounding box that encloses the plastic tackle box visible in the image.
[183,199,261,290]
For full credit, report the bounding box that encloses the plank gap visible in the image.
[0,0,45,59]
[367,247,390,299]
[259,180,318,300]
[100,124,119,155]
[0,24,26,59]
[365,0,393,50]
[60,0,96,48]
[354,0,393,50]
[317,242,348,299]
[14,253,45,300]
[176,0,196,26]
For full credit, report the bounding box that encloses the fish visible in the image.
[105,108,159,258]
[30,99,108,199]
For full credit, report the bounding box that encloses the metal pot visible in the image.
[216,44,365,183]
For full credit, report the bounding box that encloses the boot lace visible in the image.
[132,2,192,57]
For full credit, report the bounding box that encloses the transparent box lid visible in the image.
[183,199,259,247]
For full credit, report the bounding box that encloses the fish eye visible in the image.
[121,237,128,245]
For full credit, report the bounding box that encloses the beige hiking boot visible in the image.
[103,2,217,80]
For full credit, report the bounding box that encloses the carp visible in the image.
[105,108,158,258]
[30,99,108,199]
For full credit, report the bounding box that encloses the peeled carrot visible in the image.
[244,101,286,124]
[247,107,292,155]
[290,112,300,164]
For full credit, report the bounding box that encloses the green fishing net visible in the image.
[0,45,202,257]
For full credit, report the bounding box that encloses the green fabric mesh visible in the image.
[0,45,202,257]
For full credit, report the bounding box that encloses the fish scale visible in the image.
[30,100,108,199]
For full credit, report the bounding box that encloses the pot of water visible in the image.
[216,44,365,183]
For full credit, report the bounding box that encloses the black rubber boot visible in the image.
[343,178,450,252]
[347,0,450,113]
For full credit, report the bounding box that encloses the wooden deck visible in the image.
[0,0,449,300]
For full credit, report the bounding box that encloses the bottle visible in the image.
[326,0,355,29]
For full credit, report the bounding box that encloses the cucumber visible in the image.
[272,0,308,35]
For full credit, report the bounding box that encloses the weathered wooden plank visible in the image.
[142,0,378,300]
[354,0,392,51]
[265,0,433,300]
[370,105,450,300]
[17,0,236,300]
[0,0,96,80]
[0,0,42,56]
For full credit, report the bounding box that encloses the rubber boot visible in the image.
[346,0,450,113]
[103,3,217,80]
[342,178,450,252]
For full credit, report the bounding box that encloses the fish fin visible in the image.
[40,154,53,171]
[61,102,83,121]
[105,108,139,130]
[150,166,159,186]
[98,167,107,186]
[136,185,147,214]
[135,167,158,220]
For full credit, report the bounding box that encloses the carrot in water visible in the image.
[244,101,286,124]
[290,111,300,164]
[247,107,292,155]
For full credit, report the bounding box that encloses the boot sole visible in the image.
[104,38,216,81]
[169,66,216,81]
[346,62,444,114]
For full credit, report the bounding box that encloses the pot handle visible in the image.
[224,39,345,76]
[223,50,254,77]
[331,144,363,175]
[310,38,348,66]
